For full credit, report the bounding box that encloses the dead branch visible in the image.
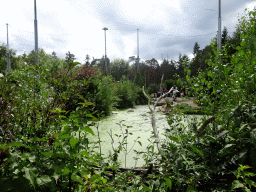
[142,74,174,156]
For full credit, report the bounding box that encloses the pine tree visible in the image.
[193,42,200,57]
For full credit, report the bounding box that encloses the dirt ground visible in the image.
[173,97,201,109]
[155,97,200,113]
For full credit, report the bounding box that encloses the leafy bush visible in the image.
[147,83,159,95]
[95,75,119,115]
[115,76,138,109]
[135,87,148,105]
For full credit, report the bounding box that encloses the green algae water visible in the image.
[85,105,205,168]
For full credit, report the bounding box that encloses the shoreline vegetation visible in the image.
[1,7,256,191]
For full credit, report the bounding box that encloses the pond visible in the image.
[85,105,206,168]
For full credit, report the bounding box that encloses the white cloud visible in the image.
[0,0,255,64]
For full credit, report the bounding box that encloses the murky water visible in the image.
[85,105,205,168]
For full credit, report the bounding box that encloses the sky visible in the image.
[1,0,256,65]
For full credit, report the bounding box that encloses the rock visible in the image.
[127,109,134,113]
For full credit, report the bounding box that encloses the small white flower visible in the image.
[0,73,3,78]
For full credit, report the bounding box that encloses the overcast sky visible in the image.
[1,0,256,64]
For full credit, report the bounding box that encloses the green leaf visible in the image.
[7,84,11,92]
[0,144,8,149]
[60,135,70,139]
[138,141,142,146]
[41,152,53,157]
[90,174,100,182]
[232,180,245,189]
[26,153,36,162]
[54,141,60,148]
[81,126,94,135]
[102,178,107,184]
[164,178,172,190]
[21,154,29,160]
[216,130,229,139]
[190,145,204,158]
[24,167,38,189]
[168,135,179,143]
[52,172,61,181]
[86,114,96,120]
[223,144,234,149]
[80,151,92,159]
[232,149,247,162]
[219,144,235,156]
[62,168,71,175]
[9,142,28,147]
[204,135,216,142]
[36,175,52,186]
[245,178,256,188]
[71,173,84,184]
[168,143,177,150]
[142,184,151,191]
[31,137,46,142]
[187,185,197,192]
[70,138,79,148]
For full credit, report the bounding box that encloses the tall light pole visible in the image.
[137,29,139,73]
[34,0,39,79]
[102,27,108,75]
[6,23,10,74]
[218,0,222,52]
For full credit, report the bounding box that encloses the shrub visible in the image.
[115,76,138,109]
[147,83,159,95]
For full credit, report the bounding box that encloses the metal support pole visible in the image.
[34,0,39,79]
[6,24,10,74]
[137,29,139,73]
[103,27,108,75]
[218,0,221,51]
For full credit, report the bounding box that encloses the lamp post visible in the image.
[102,27,108,75]
[137,29,139,73]
[204,0,221,52]
[6,23,10,74]
[34,0,39,79]
[218,0,222,52]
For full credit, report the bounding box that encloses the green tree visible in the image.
[221,26,230,46]
[109,58,130,81]
[94,56,109,75]
[175,53,188,79]
[0,43,19,73]
[134,70,145,87]
[145,58,159,85]
[51,51,58,60]
[193,42,200,57]
[84,54,90,67]
[65,51,76,69]
[189,44,214,77]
